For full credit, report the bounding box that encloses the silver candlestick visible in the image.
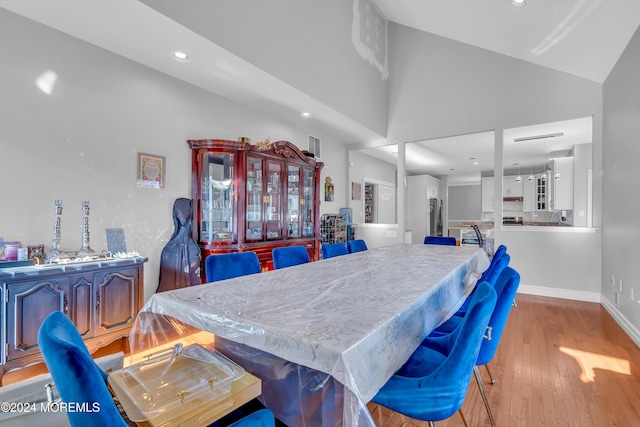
[76,200,95,257]
[44,200,64,262]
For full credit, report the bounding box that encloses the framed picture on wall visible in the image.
[137,152,165,189]
[325,177,335,202]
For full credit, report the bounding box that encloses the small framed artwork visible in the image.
[137,152,165,189]
[324,177,335,202]
[352,182,361,200]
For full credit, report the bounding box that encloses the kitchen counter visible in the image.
[522,221,572,227]
[499,225,598,233]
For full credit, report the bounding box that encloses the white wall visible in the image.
[0,10,349,301]
[139,0,389,138]
[348,150,397,224]
[572,143,593,227]
[602,24,640,345]
[387,23,603,300]
[448,185,481,223]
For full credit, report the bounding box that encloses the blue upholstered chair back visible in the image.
[206,252,262,282]
[372,282,496,422]
[38,311,127,427]
[480,252,510,284]
[347,239,368,253]
[272,246,310,269]
[228,408,275,427]
[476,266,520,366]
[321,242,348,259]
[493,244,507,260]
[424,236,457,246]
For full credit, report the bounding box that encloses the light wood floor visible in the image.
[368,294,640,427]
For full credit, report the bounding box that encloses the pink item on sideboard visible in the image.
[0,241,22,261]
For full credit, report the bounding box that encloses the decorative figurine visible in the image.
[44,200,63,263]
[156,198,202,293]
[76,200,95,257]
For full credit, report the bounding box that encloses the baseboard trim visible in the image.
[518,284,602,303]
[601,296,640,349]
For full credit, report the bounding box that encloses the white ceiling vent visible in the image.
[308,135,321,159]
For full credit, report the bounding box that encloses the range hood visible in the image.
[503,196,523,202]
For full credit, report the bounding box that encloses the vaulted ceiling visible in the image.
[374,0,640,84]
[3,0,637,178]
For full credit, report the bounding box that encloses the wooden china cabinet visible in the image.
[187,139,324,278]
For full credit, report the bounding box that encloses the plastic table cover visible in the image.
[130,244,489,426]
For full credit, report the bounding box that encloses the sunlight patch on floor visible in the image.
[559,346,631,382]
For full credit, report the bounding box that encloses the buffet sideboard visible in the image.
[0,257,146,383]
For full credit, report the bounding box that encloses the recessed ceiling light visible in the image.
[171,51,190,62]
[509,0,526,6]
[300,112,312,118]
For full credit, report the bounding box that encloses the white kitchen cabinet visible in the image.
[503,175,524,197]
[426,175,440,199]
[481,177,494,212]
[549,157,574,211]
[523,178,536,212]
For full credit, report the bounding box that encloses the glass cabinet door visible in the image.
[246,156,263,241]
[287,165,300,238]
[201,152,234,243]
[266,160,282,240]
[302,168,315,237]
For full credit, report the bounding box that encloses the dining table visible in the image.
[129,243,489,427]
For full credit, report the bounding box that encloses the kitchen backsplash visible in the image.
[482,204,574,226]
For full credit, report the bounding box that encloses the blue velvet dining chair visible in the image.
[492,244,508,262]
[431,253,510,335]
[422,266,521,427]
[211,405,276,427]
[228,408,275,427]
[347,239,368,253]
[423,236,457,246]
[479,245,508,282]
[206,252,262,282]
[480,252,510,285]
[272,246,310,269]
[38,311,128,427]
[321,242,348,259]
[371,282,497,426]
[39,311,276,427]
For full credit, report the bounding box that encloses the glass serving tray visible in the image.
[109,344,244,423]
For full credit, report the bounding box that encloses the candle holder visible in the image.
[76,200,95,257]
[44,200,64,263]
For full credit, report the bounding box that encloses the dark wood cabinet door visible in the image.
[94,267,138,335]
[69,275,93,338]
[6,278,68,361]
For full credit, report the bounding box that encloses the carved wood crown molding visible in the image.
[274,143,294,158]
[187,139,323,170]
